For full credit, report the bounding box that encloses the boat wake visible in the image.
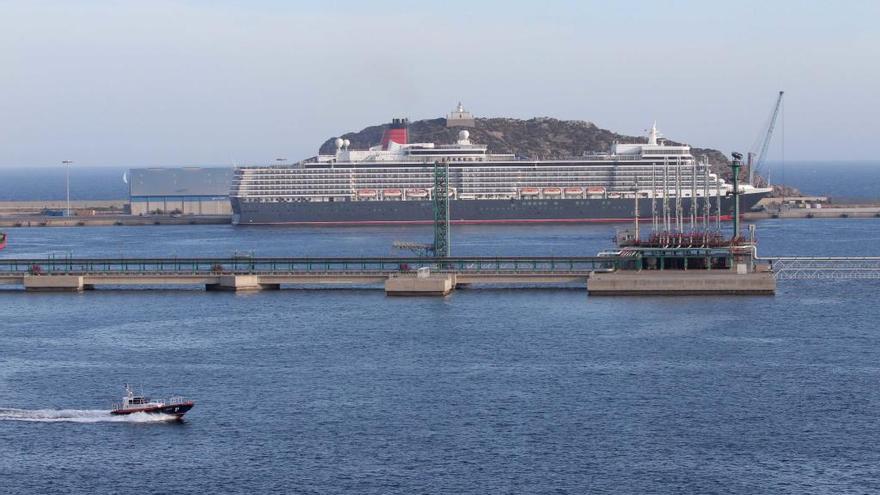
[0,408,178,423]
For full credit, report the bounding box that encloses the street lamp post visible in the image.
[62,160,73,217]
[730,152,743,239]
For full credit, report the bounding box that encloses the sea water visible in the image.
[1,218,880,494]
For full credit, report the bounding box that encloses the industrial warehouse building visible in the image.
[128,167,233,216]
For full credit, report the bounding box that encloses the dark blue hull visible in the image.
[111,402,194,419]
[232,192,769,226]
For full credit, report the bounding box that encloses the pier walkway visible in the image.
[1,255,875,294]
[767,257,880,279]
[0,256,607,293]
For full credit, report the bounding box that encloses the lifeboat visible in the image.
[543,187,562,196]
[406,188,428,198]
[520,187,541,197]
[357,189,377,198]
[564,187,584,196]
[608,192,622,199]
[382,188,402,198]
[586,187,606,195]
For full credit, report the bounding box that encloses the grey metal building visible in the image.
[128,167,233,216]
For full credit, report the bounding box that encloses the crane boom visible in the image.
[750,91,784,185]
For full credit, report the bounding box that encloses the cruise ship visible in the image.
[231,119,771,225]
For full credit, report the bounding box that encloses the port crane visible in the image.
[748,91,784,186]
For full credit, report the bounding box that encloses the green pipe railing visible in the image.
[0,256,618,275]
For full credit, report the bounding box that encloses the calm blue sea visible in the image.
[0,167,129,201]
[1,219,880,494]
[0,161,878,202]
[767,161,880,202]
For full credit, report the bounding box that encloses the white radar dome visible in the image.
[334,138,344,149]
[343,139,351,148]
[458,130,470,140]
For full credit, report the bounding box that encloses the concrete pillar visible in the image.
[385,275,455,296]
[206,275,278,292]
[23,275,85,292]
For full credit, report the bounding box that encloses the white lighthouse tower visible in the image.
[446,101,475,128]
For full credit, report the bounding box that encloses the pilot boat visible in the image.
[110,385,194,419]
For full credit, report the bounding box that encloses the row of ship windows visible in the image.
[238,169,713,176]
[236,189,653,196]
[247,158,697,170]
[240,164,707,174]
[236,188,719,196]
[236,181,719,191]
[235,189,718,199]
[406,149,487,155]
[238,175,716,182]
[241,197,630,207]
[237,186,720,193]
[239,186,718,195]
[238,174,645,181]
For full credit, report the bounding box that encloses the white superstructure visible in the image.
[233,123,769,205]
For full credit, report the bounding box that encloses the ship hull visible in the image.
[232,192,769,226]
[110,402,194,419]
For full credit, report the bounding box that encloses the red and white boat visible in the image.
[110,385,194,420]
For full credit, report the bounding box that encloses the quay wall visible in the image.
[744,206,880,220]
[0,214,231,227]
[587,271,776,295]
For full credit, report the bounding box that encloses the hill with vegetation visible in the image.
[319,116,739,180]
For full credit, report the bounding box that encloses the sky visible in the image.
[0,0,878,167]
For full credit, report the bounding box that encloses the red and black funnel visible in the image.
[380,118,408,150]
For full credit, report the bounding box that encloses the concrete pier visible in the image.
[1,270,779,295]
[587,271,776,295]
[205,275,279,292]
[0,255,801,295]
[385,274,456,296]
[23,275,85,292]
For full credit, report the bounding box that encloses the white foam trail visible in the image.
[0,408,177,423]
